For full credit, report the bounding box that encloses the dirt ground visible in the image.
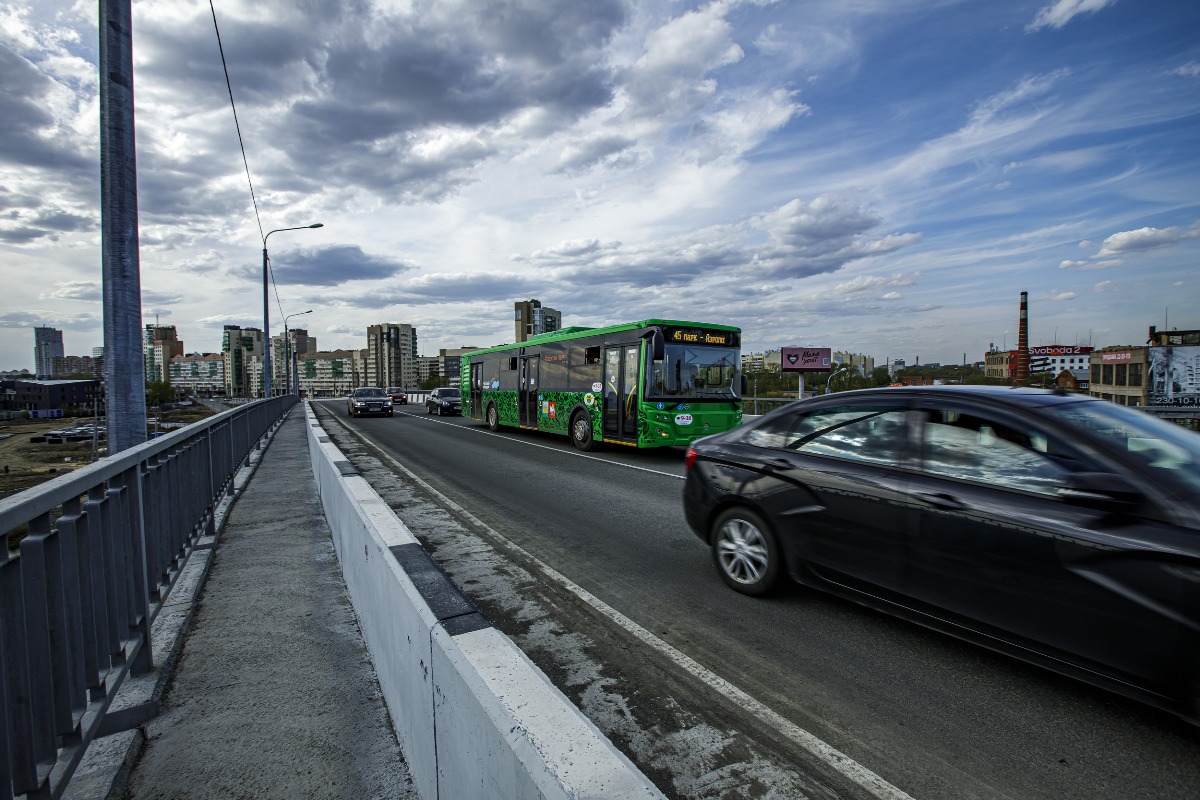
[0,403,219,497]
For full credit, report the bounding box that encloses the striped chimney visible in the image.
[1015,291,1030,382]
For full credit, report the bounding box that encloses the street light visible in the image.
[283,309,313,395]
[263,223,322,397]
[825,366,850,394]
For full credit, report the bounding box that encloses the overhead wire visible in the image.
[208,0,291,339]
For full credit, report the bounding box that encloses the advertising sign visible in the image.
[1102,351,1133,363]
[781,347,832,372]
[1148,346,1200,407]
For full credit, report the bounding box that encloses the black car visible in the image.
[426,387,462,416]
[683,385,1200,722]
[347,387,393,417]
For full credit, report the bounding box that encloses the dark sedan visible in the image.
[347,387,393,417]
[683,385,1200,722]
[426,387,462,416]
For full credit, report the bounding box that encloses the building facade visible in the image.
[144,325,184,384]
[221,326,265,396]
[414,356,441,387]
[271,328,317,394]
[514,300,561,343]
[50,355,103,378]
[366,323,418,388]
[296,350,362,396]
[1,379,102,413]
[168,353,226,395]
[832,352,876,377]
[439,347,481,382]
[34,326,64,379]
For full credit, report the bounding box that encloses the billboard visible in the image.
[781,347,832,372]
[1148,346,1200,407]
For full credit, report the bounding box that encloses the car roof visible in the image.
[816,384,1095,409]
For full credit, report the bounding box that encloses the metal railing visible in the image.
[0,395,298,799]
[743,396,798,416]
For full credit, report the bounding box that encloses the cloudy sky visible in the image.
[3,0,1198,371]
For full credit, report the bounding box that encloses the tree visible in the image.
[147,380,173,408]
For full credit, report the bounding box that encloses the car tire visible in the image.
[711,507,780,596]
[486,404,499,431]
[570,410,595,452]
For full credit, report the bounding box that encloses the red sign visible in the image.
[781,347,832,372]
[1101,351,1133,362]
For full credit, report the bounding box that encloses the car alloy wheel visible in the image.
[570,411,594,451]
[712,508,779,596]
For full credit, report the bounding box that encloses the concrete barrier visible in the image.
[303,403,664,800]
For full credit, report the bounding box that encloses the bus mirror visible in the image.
[741,374,748,395]
[647,327,665,360]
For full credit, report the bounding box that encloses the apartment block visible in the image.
[34,326,64,379]
[222,326,264,396]
[169,353,226,395]
[514,300,561,343]
[366,323,417,388]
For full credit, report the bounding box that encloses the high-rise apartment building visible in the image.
[271,328,317,394]
[366,323,417,388]
[514,300,561,343]
[144,325,184,383]
[34,326,64,378]
[221,325,265,396]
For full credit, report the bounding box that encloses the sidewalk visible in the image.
[122,409,417,799]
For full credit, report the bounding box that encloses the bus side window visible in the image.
[585,346,600,365]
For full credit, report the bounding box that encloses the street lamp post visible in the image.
[283,309,313,395]
[263,223,322,397]
[825,366,850,394]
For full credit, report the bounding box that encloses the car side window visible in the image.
[746,404,910,466]
[918,408,1082,495]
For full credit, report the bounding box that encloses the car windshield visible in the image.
[439,388,460,398]
[1046,401,1200,494]
[647,344,740,399]
[354,388,386,398]
[386,387,402,393]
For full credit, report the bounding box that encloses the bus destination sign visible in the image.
[662,326,740,347]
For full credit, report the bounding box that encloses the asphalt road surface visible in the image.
[313,400,1200,800]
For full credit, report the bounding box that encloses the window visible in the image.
[745,403,909,466]
[1128,362,1143,387]
[1091,364,1101,383]
[918,408,1081,495]
[1115,364,1127,386]
[1102,364,1114,385]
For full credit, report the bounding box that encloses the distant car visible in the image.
[683,385,1200,723]
[386,387,408,405]
[347,387,393,417]
[426,387,462,416]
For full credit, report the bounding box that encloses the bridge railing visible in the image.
[0,395,298,800]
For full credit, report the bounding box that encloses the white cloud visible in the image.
[1174,62,1200,78]
[1027,0,1118,32]
[1095,223,1200,257]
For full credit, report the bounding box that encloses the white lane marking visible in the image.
[315,400,683,481]
[319,406,916,800]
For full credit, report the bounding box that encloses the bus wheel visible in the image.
[486,403,500,431]
[570,411,595,451]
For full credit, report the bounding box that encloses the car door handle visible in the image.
[763,457,792,470]
[915,492,966,510]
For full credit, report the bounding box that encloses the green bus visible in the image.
[460,319,745,450]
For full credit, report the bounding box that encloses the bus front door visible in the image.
[470,362,482,419]
[519,355,539,428]
[602,345,640,443]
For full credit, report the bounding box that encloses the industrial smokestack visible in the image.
[1015,291,1030,382]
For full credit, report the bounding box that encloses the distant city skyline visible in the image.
[2,1,1198,370]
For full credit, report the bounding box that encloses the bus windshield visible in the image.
[647,344,740,399]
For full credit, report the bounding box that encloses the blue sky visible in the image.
[1,0,1198,371]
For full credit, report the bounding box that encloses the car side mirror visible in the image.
[1057,471,1143,511]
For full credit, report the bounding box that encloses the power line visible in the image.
[208,0,264,243]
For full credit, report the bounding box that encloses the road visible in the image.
[312,400,1200,800]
